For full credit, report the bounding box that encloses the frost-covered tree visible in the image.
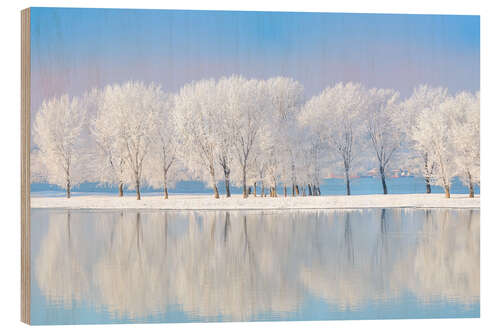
[366,88,402,194]
[227,77,269,198]
[256,127,281,197]
[98,81,163,200]
[33,95,87,198]
[173,79,221,198]
[266,77,304,195]
[403,85,449,193]
[91,88,128,196]
[293,140,312,196]
[303,82,367,195]
[299,101,327,196]
[413,97,458,198]
[255,158,270,197]
[144,94,179,199]
[33,76,479,201]
[449,91,480,197]
[251,126,275,197]
[215,77,242,197]
[300,126,323,196]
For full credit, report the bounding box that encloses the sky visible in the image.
[30,7,480,114]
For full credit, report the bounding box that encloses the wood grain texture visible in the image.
[21,7,31,325]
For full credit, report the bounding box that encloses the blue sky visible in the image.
[30,8,479,111]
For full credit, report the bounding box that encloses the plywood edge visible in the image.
[21,7,31,325]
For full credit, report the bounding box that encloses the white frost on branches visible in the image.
[450,92,480,196]
[300,82,367,195]
[91,88,128,196]
[366,88,402,194]
[266,77,304,196]
[97,81,164,200]
[33,95,88,198]
[173,79,222,198]
[31,77,480,199]
[412,90,480,198]
[403,85,449,193]
[143,93,180,199]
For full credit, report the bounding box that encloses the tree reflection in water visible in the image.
[34,208,479,321]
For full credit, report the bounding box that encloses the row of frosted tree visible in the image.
[32,77,479,199]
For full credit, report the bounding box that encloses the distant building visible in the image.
[391,169,401,178]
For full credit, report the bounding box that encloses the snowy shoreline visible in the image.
[31,193,480,210]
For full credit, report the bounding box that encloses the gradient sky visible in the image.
[30,7,480,113]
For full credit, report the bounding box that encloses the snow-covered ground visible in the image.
[31,193,479,210]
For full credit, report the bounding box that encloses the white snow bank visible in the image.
[31,193,479,210]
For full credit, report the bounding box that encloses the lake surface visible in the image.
[30,176,480,197]
[30,208,479,325]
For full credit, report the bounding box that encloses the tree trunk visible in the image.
[344,165,351,196]
[284,185,287,197]
[318,186,321,196]
[444,184,450,198]
[66,180,71,199]
[164,184,169,199]
[135,179,141,200]
[118,182,124,197]
[213,183,220,199]
[253,182,257,197]
[315,185,320,196]
[224,169,231,197]
[302,186,306,196]
[292,183,296,196]
[224,178,231,197]
[210,166,220,199]
[242,166,248,198]
[424,153,432,193]
[261,181,265,197]
[295,185,300,196]
[425,177,432,194]
[467,171,475,198]
[379,166,388,195]
[308,184,312,196]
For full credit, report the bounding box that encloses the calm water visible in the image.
[30,176,480,197]
[30,208,480,325]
